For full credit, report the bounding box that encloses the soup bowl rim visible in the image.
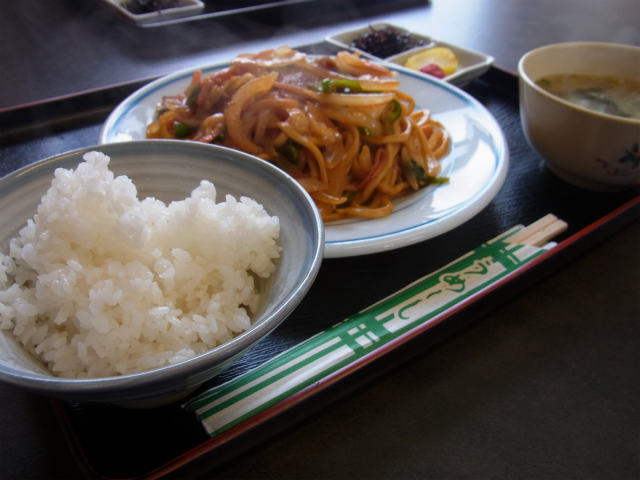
[518,41,640,125]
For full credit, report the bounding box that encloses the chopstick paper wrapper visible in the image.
[184,214,568,436]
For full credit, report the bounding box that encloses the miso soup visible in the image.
[536,73,640,119]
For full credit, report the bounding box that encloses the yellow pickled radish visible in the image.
[405,47,459,76]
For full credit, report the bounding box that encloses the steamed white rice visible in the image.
[0,151,280,378]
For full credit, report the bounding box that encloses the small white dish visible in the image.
[386,41,494,87]
[326,22,494,86]
[326,22,432,59]
[99,0,204,26]
[99,58,509,258]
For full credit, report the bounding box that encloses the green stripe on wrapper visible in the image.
[183,229,550,436]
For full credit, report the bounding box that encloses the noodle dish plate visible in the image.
[100,58,508,258]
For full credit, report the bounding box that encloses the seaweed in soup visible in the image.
[537,73,640,119]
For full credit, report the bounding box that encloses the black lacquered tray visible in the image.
[1,44,638,479]
[95,0,424,28]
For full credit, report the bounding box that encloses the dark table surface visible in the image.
[1,1,639,479]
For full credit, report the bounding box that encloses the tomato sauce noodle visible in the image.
[147,46,451,221]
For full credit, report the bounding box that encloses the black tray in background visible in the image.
[100,0,426,28]
[1,58,638,479]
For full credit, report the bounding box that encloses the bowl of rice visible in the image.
[0,140,323,406]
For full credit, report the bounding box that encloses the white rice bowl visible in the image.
[0,151,281,379]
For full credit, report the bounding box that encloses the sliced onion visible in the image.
[319,92,395,106]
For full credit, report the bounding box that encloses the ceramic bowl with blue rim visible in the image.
[0,140,323,406]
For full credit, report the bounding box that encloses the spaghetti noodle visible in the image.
[147,46,450,221]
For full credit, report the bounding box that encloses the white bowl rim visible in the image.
[518,41,640,125]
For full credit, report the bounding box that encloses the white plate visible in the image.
[326,22,494,86]
[100,58,508,258]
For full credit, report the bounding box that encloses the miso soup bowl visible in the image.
[518,42,640,190]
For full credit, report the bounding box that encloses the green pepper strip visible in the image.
[186,86,201,109]
[277,141,301,164]
[429,176,450,184]
[403,159,449,186]
[173,122,191,139]
[389,99,402,122]
[214,130,226,143]
[337,191,357,209]
[321,78,363,94]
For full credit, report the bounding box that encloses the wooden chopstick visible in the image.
[507,213,568,247]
